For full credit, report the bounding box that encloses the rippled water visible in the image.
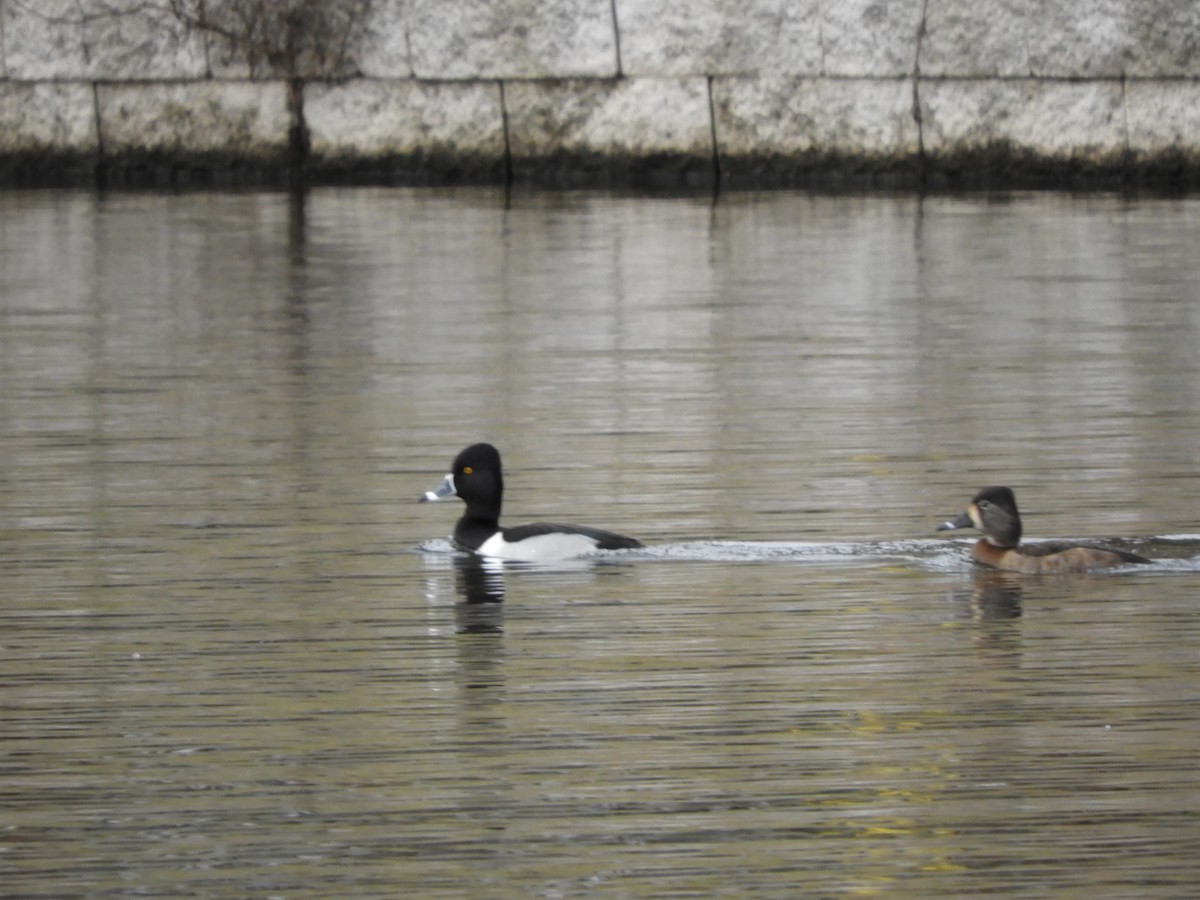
[2,187,1200,896]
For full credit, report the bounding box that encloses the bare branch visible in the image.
[165,0,373,79]
[12,0,372,79]
[10,0,171,26]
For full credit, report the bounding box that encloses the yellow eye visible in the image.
[462,466,473,475]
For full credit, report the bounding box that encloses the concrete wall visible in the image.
[3,0,1200,185]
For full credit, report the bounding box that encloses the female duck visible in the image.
[421,443,643,561]
[938,486,1150,574]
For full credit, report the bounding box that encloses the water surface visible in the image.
[2,187,1199,896]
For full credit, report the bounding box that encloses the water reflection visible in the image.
[955,569,1024,621]
[453,556,507,635]
[452,554,507,604]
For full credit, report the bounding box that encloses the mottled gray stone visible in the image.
[505,78,712,158]
[920,0,1033,77]
[4,0,206,79]
[616,0,822,76]
[4,0,90,79]
[96,82,289,156]
[408,0,617,78]
[1024,0,1136,77]
[1019,0,1200,78]
[714,76,919,157]
[0,81,97,152]
[1121,1,1200,76]
[821,0,925,77]
[919,79,1127,157]
[358,0,414,78]
[306,80,505,157]
[1125,81,1200,152]
[920,0,1200,79]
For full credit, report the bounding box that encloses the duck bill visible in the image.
[937,511,974,532]
[421,473,457,502]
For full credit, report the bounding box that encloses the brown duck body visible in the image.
[940,486,1150,575]
[968,537,1149,574]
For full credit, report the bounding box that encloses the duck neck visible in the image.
[454,511,500,552]
[984,518,1021,547]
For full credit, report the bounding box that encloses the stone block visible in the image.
[3,0,206,79]
[616,0,821,76]
[407,0,618,78]
[714,76,919,158]
[1021,0,1200,78]
[920,0,1032,77]
[1023,0,1134,77]
[919,79,1127,158]
[1125,81,1200,153]
[821,0,925,77]
[96,82,290,157]
[921,0,1200,79]
[1121,1,1200,76]
[0,81,97,152]
[306,79,505,158]
[505,77,712,158]
[358,0,414,78]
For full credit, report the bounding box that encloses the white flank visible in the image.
[476,531,601,562]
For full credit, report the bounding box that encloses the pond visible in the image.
[1,186,1199,896]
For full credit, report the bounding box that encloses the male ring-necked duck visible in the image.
[938,485,1150,574]
[420,443,643,561]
